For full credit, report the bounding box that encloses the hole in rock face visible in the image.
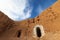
[33,25,45,38]
[17,30,21,38]
[36,27,41,37]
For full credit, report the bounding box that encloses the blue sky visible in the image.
[29,0,57,18]
[0,0,57,21]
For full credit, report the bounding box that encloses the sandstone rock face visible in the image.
[0,0,60,40]
[0,11,14,33]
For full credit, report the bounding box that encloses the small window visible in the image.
[33,25,45,38]
[36,27,41,37]
[17,30,21,38]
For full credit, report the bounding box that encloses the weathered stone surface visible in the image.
[0,0,60,40]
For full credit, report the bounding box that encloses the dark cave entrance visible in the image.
[36,27,41,37]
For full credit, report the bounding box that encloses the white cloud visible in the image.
[0,0,32,21]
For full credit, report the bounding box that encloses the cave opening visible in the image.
[36,27,41,37]
[17,30,21,38]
